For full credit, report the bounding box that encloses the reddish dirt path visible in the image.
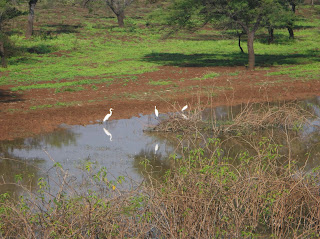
[1,66,320,140]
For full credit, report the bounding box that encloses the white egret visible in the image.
[155,144,159,154]
[103,127,112,141]
[103,108,113,122]
[181,105,188,112]
[155,106,159,118]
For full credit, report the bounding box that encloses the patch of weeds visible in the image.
[149,80,172,86]
[7,108,19,112]
[105,82,113,87]
[228,71,239,76]
[55,101,80,107]
[202,72,220,79]
[55,86,85,93]
[91,85,98,90]
[190,77,203,80]
[118,92,140,99]
[11,78,114,92]
[30,104,53,110]
[266,63,320,81]
[255,67,270,71]
[27,44,56,54]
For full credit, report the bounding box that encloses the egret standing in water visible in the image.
[155,106,159,118]
[181,105,188,119]
[155,144,159,154]
[103,108,113,122]
[181,105,188,112]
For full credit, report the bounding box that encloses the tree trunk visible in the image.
[247,31,255,70]
[288,26,294,39]
[0,41,7,68]
[287,2,295,39]
[290,3,296,13]
[238,32,244,53]
[268,27,274,44]
[116,11,125,28]
[26,0,37,39]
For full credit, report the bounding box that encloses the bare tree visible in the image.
[26,0,38,38]
[105,0,134,27]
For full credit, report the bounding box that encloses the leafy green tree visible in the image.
[265,0,296,43]
[159,0,295,70]
[0,0,22,67]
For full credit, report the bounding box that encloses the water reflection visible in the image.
[0,156,43,198]
[103,128,113,141]
[0,97,320,195]
[132,148,172,181]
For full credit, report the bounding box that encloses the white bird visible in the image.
[181,105,188,112]
[155,106,159,118]
[155,144,159,154]
[103,108,113,122]
[103,128,112,141]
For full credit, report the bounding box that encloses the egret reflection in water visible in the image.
[103,127,113,141]
[155,106,159,118]
[155,144,159,154]
[181,113,188,119]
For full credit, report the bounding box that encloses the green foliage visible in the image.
[202,72,220,79]
[148,80,172,85]
[0,2,318,103]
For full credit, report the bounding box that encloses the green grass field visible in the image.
[0,3,319,93]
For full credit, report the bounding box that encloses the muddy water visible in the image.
[1,97,320,195]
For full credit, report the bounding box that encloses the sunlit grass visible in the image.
[266,62,320,81]
[0,3,319,92]
[148,80,172,86]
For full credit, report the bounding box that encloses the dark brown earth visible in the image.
[1,65,320,141]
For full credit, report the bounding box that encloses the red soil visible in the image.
[1,65,320,140]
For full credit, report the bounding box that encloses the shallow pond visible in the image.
[1,97,320,195]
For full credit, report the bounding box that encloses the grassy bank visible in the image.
[1,3,319,96]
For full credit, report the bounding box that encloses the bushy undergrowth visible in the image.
[1,134,320,238]
[153,102,313,135]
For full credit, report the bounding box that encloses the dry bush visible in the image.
[224,102,313,133]
[152,102,314,137]
[145,138,320,238]
[2,136,319,238]
[151,103,205,134]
